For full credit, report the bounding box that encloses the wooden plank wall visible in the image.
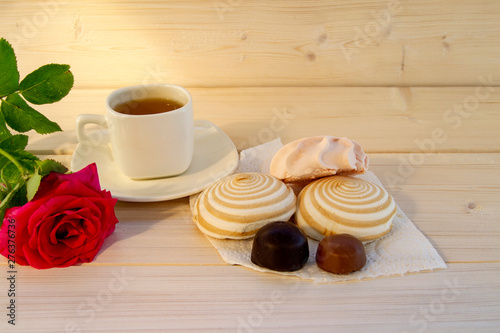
[3,0,500,87]
[25,87,500,154]
[1,0,499,152]
[0,4,499,330]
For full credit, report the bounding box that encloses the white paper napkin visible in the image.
[190,138,446,283]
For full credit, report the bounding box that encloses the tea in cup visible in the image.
[76,84,194,179]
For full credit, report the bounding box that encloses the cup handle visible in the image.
[76,114,108,146]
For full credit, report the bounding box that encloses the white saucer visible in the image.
[70,120,238,202]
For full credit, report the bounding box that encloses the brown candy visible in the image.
[251,221,309,272]
[316,234,366,274]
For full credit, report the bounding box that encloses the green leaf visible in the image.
[0,133,28,151]
[12,152,38,174]
[0,148,25,176]
[0,161,16,192]
[0,154,9,176]
[0,162,23,193]
[0,181,22,225]
[37,158,68,177]
[0,38,19,98]
[0,136,38,176]
[19,64,74,105]
[26,171,41,201]
[10,182,27,207]
[0,187,6,203]
[1,93,62,134]
[0,103,12,141]
[12,149,38,161]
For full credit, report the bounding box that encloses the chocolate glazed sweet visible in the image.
[316,234,367,274]
[251,221,309,272]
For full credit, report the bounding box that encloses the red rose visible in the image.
[0,163,118,269]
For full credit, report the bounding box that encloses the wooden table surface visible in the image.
[1,1,500,332]
[0,88,498,332]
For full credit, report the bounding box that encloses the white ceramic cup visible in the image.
[76,84,194,179]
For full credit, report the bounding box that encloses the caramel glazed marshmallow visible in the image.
[270,136,369,183]
[193,173,296,239]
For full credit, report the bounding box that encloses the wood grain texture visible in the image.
[0,156,498,331]
[1,1,500,331]
[2,0,500,87]
[0,263,498,332]
[25,87,500,154]
[7,153,496,266]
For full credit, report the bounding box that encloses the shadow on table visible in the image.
[97,197,192,255]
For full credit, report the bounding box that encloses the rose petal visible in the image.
[27,196,77,235]
[87,197,119,236]
[38,220,71,260]
[0,163,119,269]
[38,204,103,260]
[52,218,86,249]
[34,164,102,200]
[28,215,56,249]
[0,207,33,266]
[22,243,52,269]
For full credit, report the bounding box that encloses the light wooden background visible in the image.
[3,0,500,88]
[0,0,499,332]
[1,0,499,153]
